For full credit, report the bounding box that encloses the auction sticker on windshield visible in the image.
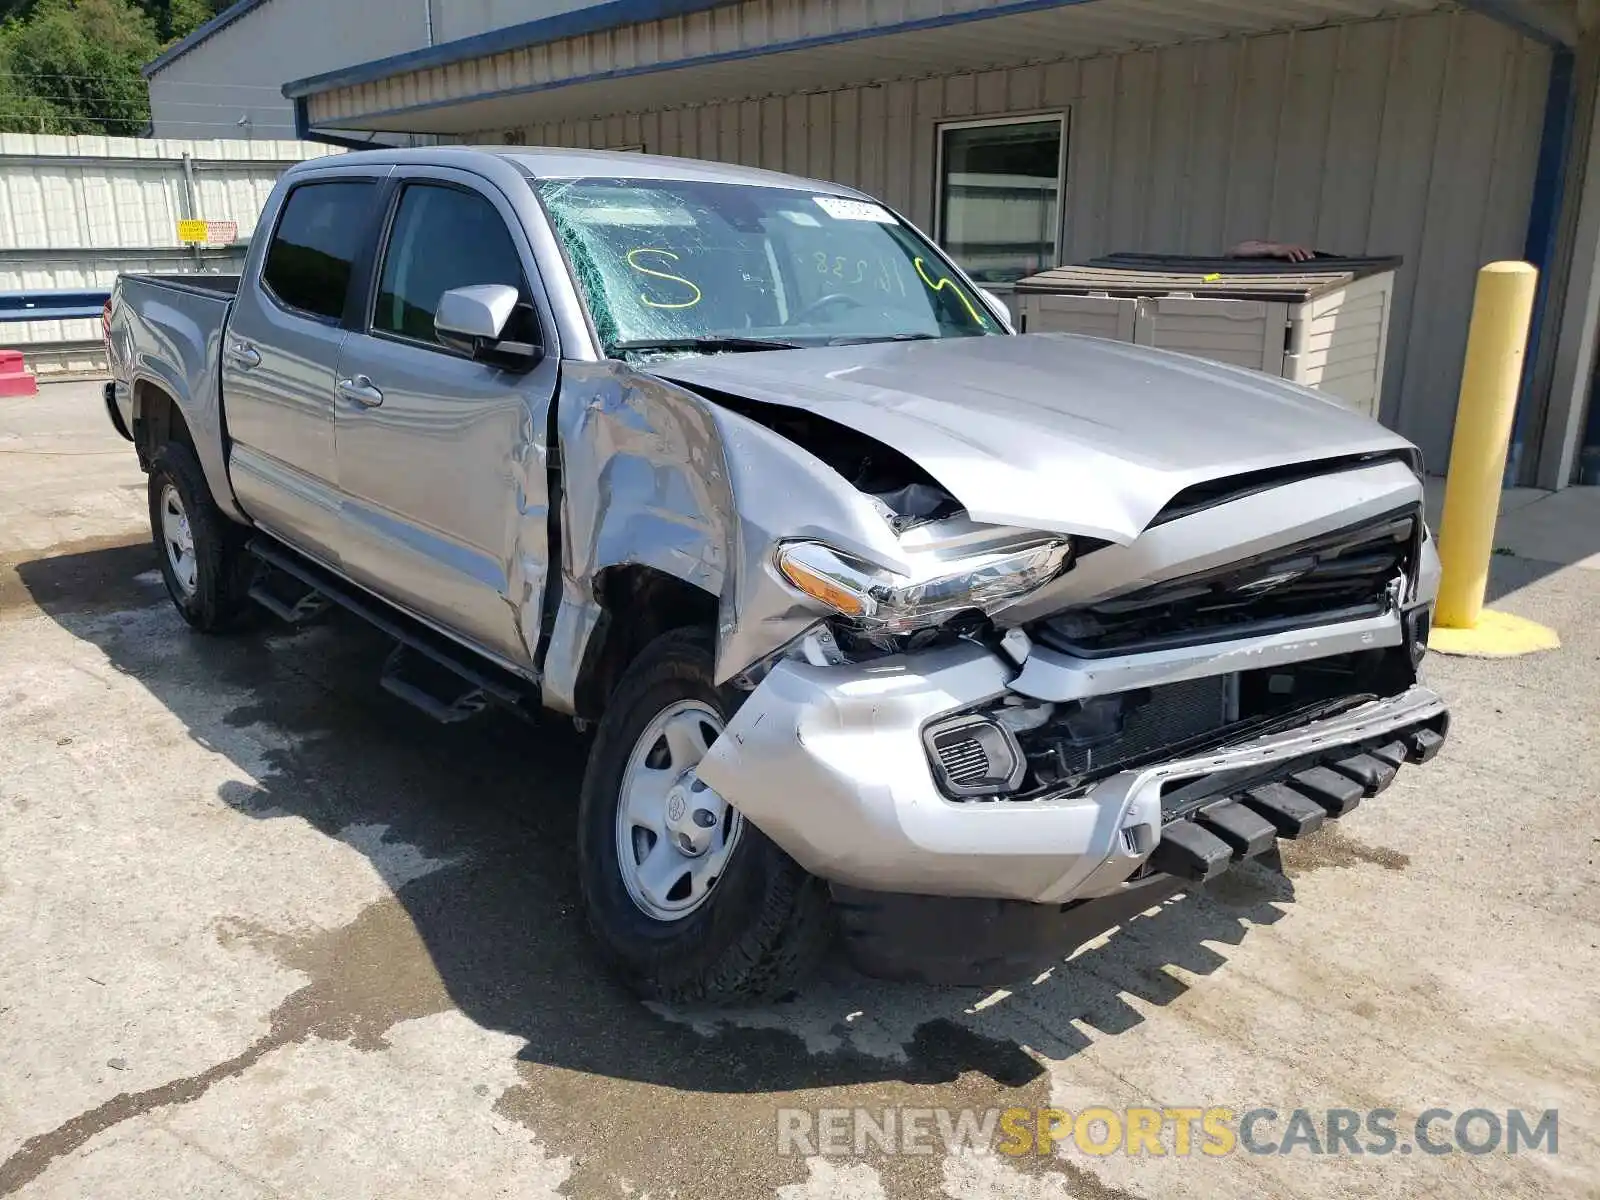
[814,196,897,223]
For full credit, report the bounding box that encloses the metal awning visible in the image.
[290,0,1457,135]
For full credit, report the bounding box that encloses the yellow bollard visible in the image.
[1430,261,1559,657]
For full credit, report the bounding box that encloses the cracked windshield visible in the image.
[535,176,1000,355]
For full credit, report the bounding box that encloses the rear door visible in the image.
[330,168,560,670]
[223,170,386,565]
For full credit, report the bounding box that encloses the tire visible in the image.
[577,627,833,1005]
[147,442,257,633]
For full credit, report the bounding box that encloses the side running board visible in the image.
[246,537,536,724]
[247,568,332,626]
[379,644,490,724]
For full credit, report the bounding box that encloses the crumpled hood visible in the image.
[647,332,1415,544]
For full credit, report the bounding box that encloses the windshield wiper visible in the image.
[825,332,940,346]
[612,336,802,355]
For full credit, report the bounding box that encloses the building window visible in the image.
[937,115,1066,283]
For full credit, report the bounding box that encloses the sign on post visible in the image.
[176,219,238,246]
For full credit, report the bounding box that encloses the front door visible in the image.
[223,174,384,565]
[331,170,560,670]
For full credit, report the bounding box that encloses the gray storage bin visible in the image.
[1014,253,1402,420]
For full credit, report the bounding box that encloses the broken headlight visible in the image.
[775,538,1071,634]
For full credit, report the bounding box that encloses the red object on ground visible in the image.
[0,349,37,397]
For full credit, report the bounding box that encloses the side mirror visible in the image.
[435,284,541,368]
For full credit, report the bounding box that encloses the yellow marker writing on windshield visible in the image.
[626,247,702,309]
[913,257,987,326]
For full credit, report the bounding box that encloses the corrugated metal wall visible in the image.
[310,0,1448,129]
[0,135,338,373]
[434,0,608,44]
[489,9,1548,468]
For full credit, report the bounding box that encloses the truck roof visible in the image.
[294,144,861,197]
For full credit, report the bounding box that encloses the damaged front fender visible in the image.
[539,362,914,709]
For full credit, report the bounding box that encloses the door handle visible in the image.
[225,341,261,369]
[336,375,384,407]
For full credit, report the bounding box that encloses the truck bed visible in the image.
[110,271,240,521]
[133,274,242,299]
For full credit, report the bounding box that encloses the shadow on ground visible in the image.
[0,533,159,620]
[12,540,1300,1198]
[1483,549,1587,604]
[1420,480,1600,603]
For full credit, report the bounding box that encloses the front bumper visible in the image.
[696,637,1448,906]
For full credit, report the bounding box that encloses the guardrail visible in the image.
[0,288,111,323]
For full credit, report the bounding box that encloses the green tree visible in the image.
[0,0,222,134]
[0,62,57,131]
[0,0,159,134]
[163,0,217,39]
[0,0,220,35]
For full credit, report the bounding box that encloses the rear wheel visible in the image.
[147,443,256,632]
[577,628,832,1004]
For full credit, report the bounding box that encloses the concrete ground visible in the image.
[1,381,1597,1199]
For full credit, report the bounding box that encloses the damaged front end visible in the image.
[546,355,1448,983]
[689,417,1447,969]
[690,382,1090,668]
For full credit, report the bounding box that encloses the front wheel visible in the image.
[576,628,832,1004]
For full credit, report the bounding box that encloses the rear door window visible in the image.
[373,183,537,348]
[261,181,377,321]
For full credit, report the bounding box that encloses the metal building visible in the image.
[142,0,608,142]
[149,0,1600,486]
[142,0,432,142]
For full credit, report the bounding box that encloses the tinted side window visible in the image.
[261,181,376,321]
[375,184,535,345]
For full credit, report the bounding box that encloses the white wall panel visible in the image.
[0,135,337,249]
[0,136,335,366]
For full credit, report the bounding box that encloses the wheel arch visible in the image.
[130,369,248,524]
[131,377,195,467]
[537,363,910,718]
[569,563,721,721]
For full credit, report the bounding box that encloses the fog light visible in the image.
[922,714,1025,799]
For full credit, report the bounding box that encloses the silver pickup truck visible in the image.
[104,146,1448,1003]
